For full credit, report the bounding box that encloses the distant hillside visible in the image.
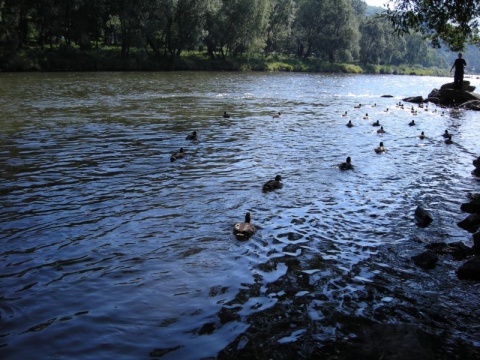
[365,5,385,16]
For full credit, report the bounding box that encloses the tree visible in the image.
[294,0,359,62]
[203,0,270,59]
[264,0,296,55]
[385,0,480,51]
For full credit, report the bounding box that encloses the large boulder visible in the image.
[426,82,480,108]
[457,256,480,281]
[438,88,480,103]
[473,232,480,253]
[440,81,475,92]
[458,213,480,233]
[460,199,480,214]
[460,100,480,111]
[472,231,480,253]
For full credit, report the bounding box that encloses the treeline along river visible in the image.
[0,72,479,359]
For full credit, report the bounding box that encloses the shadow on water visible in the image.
[0,72,479,359]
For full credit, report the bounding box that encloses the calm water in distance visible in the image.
[1,72,479,359]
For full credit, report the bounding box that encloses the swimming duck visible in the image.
[346,120,354,128]
[186,131,197,141]
[444,134,453,144]
[442,130,450,138]
[384,108,389,113]
[234,212,256,239]
[170,148,184,162]
[262,175,283,192]
[409,120,416,126]
[339,156,353,170]
[363,113,369,120]
[273,112,282,118]
[342,111,348,117]
[375,141,386,153]
[419,131,426,140]
[354,103,362,109]
[372,120,380,127]
[223,111,231,118]
[377,126,385,134]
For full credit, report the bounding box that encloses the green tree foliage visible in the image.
[264,0,296,55]
[385,0,480,50]
[294,0,359,62]
[0,0,449,70]
[204,0,270,59]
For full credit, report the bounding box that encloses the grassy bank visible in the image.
[0,46,449,76]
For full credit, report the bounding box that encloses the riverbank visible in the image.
[1,46,449,76]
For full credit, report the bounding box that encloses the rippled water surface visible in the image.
[1,72,479,359]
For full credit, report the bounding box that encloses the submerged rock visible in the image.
[412,250,438,269]
[457,257,480,281]
[403,95,424,103]
[415,205,433,227]
[426,241,471,260]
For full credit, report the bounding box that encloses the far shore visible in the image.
[0,46,453,76]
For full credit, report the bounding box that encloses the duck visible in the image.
[170,148,184,162]
[377,126,385,134]
[372,120,380,127]
[273,112,282,118]
[233,212,256,239]
[409,120,416,126]
[354,103,362,109]
[384,108,389,113]
[342,111,348,117]
[262,175,283,192]
[339,156,353,170]
[363,113,369,120]
[442,130,450,138]
[375,141,386,153]
[223,111,231,118]
[419,131,426,140]
[185,131,197,141]
[444,134,453,144]
[346,120,354,128]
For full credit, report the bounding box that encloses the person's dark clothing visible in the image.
[453,58,467,90]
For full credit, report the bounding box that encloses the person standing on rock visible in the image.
[450,53,467,90]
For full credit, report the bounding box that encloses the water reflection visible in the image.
[0,72,479,358]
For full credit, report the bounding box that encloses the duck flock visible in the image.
[169,101,460,241]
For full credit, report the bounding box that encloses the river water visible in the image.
[0,72,479,359]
